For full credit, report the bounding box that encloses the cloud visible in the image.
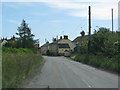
[49,20,65,23]
[37,0,118,20]
[92,4,118,20]
[32,12,48,16]
[44,1,118,20]
[43,1,87,10]
[69,3,118,20]
[2,0,118,20]
[69,10,87,18]
[1,0,118,3]
[3,2,34,9]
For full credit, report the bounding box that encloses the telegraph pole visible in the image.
[88,6,91,54]
[111,8,114,33]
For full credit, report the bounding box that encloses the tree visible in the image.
[90,27,118,57]
[16,20,35,48]
[97,27,110,33]
[80,31,85,37]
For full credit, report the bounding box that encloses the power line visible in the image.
[69,18,87,36]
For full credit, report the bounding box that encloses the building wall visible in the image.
[1,40,7,46]
[41,38,75,56]
[57,39,75,51]
[58,48,70,55]
[49,43,58,53]
[41,46,48,54]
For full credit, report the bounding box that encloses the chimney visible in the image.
[60,36,62,39]
[54,38,56,41]
[64,35,68,39]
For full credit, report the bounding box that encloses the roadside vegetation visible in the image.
[71,27,120,73]
[2,47,43,88]
[2,20,43,88]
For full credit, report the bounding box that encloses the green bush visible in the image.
[2,47,33,54]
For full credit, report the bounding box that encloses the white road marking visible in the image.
[88,85,92,88]
[82,79,93,88]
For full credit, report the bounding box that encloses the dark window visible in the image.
[58,44,70,48]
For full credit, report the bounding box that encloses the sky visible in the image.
[1,0,119,46]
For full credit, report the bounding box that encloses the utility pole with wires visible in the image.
[111,8,114,33]
[88,6,91,54]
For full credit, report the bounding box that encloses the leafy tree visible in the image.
[73,27,119,73]
[80,31,85,37]
[74,40,88,54]
[90,27,118,57]
[97,27,110,33]
[90,28,110,53]
[16,20,35,48]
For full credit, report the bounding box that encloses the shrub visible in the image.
[2,47,33,54]
[72,27,119,73]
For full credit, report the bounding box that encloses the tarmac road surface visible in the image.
[23,56,118,88]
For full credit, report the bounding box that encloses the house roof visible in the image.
[58,43,70,48]
[41,38,71,47]
[52,39,62,43]
[73,35,89,43]
[41,43,49,47]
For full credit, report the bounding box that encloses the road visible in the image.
[23,56,118,88]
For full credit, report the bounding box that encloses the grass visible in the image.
[2,52,43,88]
[71,54,120,74]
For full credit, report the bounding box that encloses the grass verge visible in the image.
[71,54,120,74]
[2,52,43,88]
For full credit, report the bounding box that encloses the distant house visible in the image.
[0,36,16,46]
[57,43,71,56]
[34,39,40,48]
[72,35,89,47]
[41,35,75,56]
[41,42,50,55]
[0,40,7,46]
[34,43,40,48]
